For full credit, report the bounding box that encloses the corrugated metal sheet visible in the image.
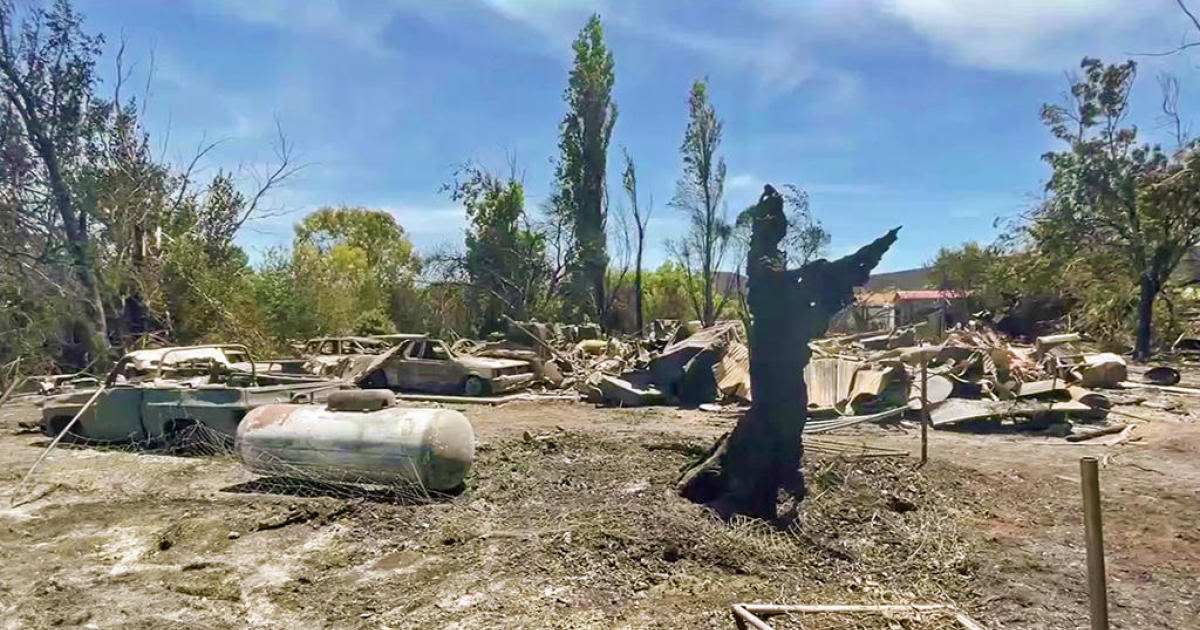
[713,342,751,402]
[804,357,863,408]
[837,358,859,403]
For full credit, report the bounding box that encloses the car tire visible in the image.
[360,370,389,390]
[45,415,77,439]
[462,376,489,397]
[161,419,205,452]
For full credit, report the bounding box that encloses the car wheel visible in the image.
[46,415,77,439]
[462,376,489,397]
[161,419,205,453]
[360,370,389,390]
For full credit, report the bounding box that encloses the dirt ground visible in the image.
[0,393,1197,629]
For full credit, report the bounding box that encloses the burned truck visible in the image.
[40,345,344,445]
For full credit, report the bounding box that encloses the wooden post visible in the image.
[919,354,929,466]
[1080,456,1109,630]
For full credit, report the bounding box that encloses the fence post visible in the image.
[1080,456,1109,630]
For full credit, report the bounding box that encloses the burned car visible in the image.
[40,345,343,445]
[300,336,389,376]
[353,336,533,396]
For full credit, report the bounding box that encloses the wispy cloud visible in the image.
[200,0,398,56]
[879,0,1179,72]
[381,205,465,247]
[727,173,880,197]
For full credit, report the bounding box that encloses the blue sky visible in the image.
[78,0,1200,272]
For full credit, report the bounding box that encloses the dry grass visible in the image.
[314,429,987,628]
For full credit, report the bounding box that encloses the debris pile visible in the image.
[811,320,1130,437]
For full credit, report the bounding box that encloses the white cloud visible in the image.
[200,0,396,56]
[477,0,604,50]
[727,173,762,193]
[727,173,879,197]
[383,204,467,245]
[880,0,1178,71]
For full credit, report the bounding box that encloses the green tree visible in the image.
[0,0,112,366]
[286,207,421,337]
[1036,58,1200,359]
[252,247,319,344]
[670,79,730,326]
[641,261,695,322]
[354,309,397,336]
[778,184,830,267]
[446,163,552,333]
[930,241,1012,311]
[0,1,297,370]
[551,13,616,325]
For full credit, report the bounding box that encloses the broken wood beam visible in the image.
[1119,381,1200,396]
[1066,423,1129,442]
[740,604,953,616]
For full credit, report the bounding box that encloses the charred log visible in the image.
[677,185,898,521]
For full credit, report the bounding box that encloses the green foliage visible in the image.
[931,58,1200,354]
[254,207,420,344]
[1033,57,1200,356]
[671,79,730,326]
[641,262,697,322]
[354,309,397,336]
[249,250,317,352]
[930,241,1018,311]
[446,164,553,334]
[551,13,616,323]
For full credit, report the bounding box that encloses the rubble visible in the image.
[596,374,664,407]
[449,310,1153,442]
[1073,352,1128,388]
[712,341,751,402]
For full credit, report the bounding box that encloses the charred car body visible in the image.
[353,336,533,396]
[41,345,343,444]
[300,336,389,377]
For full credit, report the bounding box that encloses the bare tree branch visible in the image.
[236,118,305,231]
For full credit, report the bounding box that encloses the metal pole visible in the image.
[1080,456,1109,630]
[10,385,105,506]
[919,356,929,466]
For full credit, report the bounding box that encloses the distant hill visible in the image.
[864,266,932,291]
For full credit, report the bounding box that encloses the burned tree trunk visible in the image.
[677,185,898,521]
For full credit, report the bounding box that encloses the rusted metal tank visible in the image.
[236,404,475,491]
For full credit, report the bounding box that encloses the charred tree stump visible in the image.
[677,185,898,521]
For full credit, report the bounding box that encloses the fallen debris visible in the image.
[1074,352,1128,388]
[730,603,987,630]
[596,374,664,407]
[1066,423,1129,442]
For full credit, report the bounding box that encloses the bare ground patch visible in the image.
[0,399,1196,628]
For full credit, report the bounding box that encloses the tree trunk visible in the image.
[702,251,714,326]
[677,185,898,521]
[0,52,111,370]
[635,226,644,334]
[1134,274,1157,361]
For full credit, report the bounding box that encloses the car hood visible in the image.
[456,356,529,371]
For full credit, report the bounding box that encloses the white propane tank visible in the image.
[236,404,475,491]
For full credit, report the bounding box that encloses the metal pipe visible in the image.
[741,604,951,614]
[730,605,774,630]
[1080,456,1109,630]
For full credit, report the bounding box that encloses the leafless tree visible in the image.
[621,147,653,333]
